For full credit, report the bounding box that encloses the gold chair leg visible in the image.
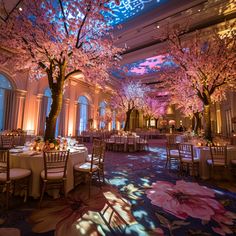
[88,174,91,199]
[6,182,10,210]
[39,181,46,208]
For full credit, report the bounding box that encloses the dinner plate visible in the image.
[15,146,25,149]
[10,149,24,153]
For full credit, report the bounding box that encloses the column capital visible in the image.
[15,89,27,98]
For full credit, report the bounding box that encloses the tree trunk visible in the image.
[203,104,212,141]
[124,110,132,131]
[193,112,201,135]
[44,88,64,141]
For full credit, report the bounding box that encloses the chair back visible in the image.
[179,143,194,161]
[0,150,10,182]
[93,138,103,146]
[0,135,14,149]
[13,135,26,146]
[90,145,103,172]
[167,135,177,144]
[210,145,227,166]
[128,137,135,144]
[76,137,83,144]
[166,135,178,150]
[43,150,70,180]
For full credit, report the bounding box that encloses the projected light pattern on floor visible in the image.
[105,0,166,25]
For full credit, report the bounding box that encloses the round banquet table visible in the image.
[194,145,236,179]
[111,135,140,152]
[9,146,88,198]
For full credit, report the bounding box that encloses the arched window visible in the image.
[99,101,106,129]
[44,88,59,137]
[78,96,89,134]
[0,74,12,131]
[112,111,116,130]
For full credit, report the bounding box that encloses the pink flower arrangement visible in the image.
[146,180,236,235]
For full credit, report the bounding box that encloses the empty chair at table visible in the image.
[74,145,103,197]
[0,149,31,210]
[127,136,135,152]
[179,143,199,177]
[207,145,227,178]
[114,136,125,152]
[104,136,114,151]
[165,142,180,170]
[39,150,70,207]
[0,135,14,149]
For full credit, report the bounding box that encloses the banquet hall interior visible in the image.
[0,0,236,235]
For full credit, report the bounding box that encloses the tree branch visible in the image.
[65,69,82,80]
[58,0,69,36]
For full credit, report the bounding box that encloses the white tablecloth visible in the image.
[9,147,88,198]
[195,146,236,179]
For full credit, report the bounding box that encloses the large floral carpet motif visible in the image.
[146,180,236,236]
[29,184,137,236]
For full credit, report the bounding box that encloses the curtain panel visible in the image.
[38,96,48,136]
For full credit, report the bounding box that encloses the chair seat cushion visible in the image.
[231,160,236,165]
[86,156,99,164]
[181,158,199,163]
[0,168,31,181]
[74,162,98,172]
[207,159,226,166]
[40,168,66,180]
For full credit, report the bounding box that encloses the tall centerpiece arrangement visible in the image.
[0,0,121,141]
[160,25,236,141]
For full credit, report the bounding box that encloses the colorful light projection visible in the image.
[105,0,166,25]
[112,54,174,79]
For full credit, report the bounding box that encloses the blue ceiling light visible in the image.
[104,0,166,25]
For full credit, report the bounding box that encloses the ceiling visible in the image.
[111,0,236,82]
[0,0,235,85]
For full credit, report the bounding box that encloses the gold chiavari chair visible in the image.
[207,145,227,178]
[74,145,103,198]
[39,150,70,206]
[127,137,135,152]
[0,149,31,210]
[179,143,199,177]
[0,135,14,150]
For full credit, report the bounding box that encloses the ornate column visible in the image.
[15,89,27,129]
[93,87,100,129]
[63,98,70,136]
[35,94,43,135]
[74,101,79,136]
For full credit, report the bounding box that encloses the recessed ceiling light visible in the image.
[198,9,201,12]
[19,7,23,11]
[156,25,160,29]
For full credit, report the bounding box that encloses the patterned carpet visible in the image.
[1,140,236,236]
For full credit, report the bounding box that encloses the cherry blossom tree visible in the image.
[111,79,150,131]
[161,25,236,140]
[143,97,166,128]
[166,70,203,134]
[0,0,121,140]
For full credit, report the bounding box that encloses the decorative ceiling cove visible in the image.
[105,0,166,25]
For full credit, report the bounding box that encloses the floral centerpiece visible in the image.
[32,136,44,151]
[43,137,68,151]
